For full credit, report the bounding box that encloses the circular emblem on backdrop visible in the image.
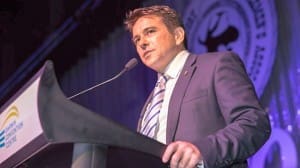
[183,0,277,96]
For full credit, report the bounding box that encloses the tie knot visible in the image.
[157,74,168,87]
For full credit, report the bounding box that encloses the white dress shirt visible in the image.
[155,50,189,143]
[154,50,204,168]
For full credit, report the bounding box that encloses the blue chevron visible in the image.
[0,135,4,142]
[0,130,5,148]
[0,142,5,148]
[0,130,4,137]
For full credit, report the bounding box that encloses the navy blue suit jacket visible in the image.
[138,51,271,168]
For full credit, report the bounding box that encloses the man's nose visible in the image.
[139,37,148,50]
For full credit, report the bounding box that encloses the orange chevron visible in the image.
[0,106,19,130]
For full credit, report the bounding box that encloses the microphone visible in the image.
[68,58,138,100]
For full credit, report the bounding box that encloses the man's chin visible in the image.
[145,63,158,72]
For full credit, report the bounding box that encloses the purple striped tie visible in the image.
[141,74,168,138]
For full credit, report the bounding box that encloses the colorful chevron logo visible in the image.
[0,106,19,148]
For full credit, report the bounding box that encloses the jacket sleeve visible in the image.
[197,52,271,168]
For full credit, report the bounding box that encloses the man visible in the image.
[124,5,271,168]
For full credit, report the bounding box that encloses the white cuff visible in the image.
[196,160,204,168]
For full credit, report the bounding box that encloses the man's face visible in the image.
[132,15,182,72]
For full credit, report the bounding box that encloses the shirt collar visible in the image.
[161,50,189,79]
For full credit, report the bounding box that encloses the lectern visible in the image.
[0,61,167,168]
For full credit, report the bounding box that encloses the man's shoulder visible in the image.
[190,51,241,63]
[193,51,239,58]
[184,51,243,70]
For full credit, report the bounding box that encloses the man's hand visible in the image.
[162,141,202,168]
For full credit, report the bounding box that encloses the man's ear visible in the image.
[174,27,185,45]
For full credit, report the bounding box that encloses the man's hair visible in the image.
[124,5,187,48]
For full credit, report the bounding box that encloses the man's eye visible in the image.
[133,38,140,45]
[146,29,155,35]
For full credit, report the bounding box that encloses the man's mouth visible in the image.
[143,50,154,58]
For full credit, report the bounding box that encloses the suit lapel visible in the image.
[166,54,198,143]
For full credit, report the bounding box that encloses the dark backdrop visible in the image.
[1,0,300,167]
